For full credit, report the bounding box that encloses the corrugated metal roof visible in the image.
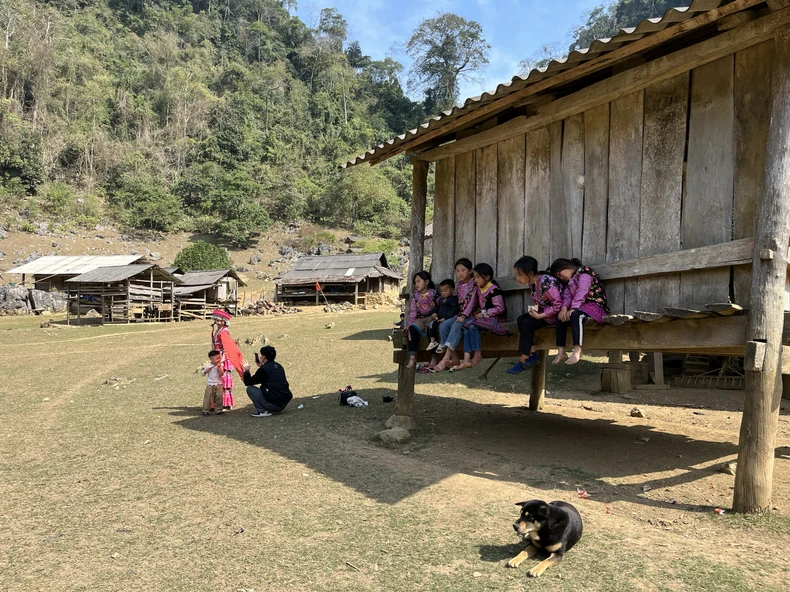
[8,255,145,275]
[276,253,402,284]
[343,0,727,168]
[175,269,247,287]
[65,264,181,283]
[173,284,214,296]
[291,252,385,271]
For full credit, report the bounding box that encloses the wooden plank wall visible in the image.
[429,45,769,317]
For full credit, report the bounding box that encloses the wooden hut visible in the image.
[172,269,245,320]
[8,255,146,291]
[65,264,178,324]
[275,253,401,305]
[345,0,790,513]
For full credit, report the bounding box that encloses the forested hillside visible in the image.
[0,0,428,244]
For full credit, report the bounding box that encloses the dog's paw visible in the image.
[527,567,542,578]
[505,558,522,569]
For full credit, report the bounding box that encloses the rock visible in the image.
[85,309,101,318]
[279,334,289,339]
[717,462,737,476]
[248,255,261,265]
[149,252,161,261]
[39,222,49,231]
[325,322,335,329]
[378,427,411,444]
[386,415,417,430]
[0,228,6,239]
[630,407,647,419]
[129,249,139,256]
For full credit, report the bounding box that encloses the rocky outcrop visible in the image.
[0,286,67,315]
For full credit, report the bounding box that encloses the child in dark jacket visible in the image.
[427,279,460,350]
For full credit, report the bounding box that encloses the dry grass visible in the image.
[1,310,789,591]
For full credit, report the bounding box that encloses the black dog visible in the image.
[506,500,583,577]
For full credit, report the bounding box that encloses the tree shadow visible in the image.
[168,390,756,508]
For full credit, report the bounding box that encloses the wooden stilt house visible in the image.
[65,264,179,324]
[172,269,245,320]
[345,0,790,513]
[275,253,401,305]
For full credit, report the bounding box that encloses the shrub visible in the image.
[174,241,232,271]
[109,177,184,231]
[38,183,102,227]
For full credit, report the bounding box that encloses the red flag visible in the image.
[315,282,321,292]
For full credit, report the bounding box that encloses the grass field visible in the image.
[1,309,789,591]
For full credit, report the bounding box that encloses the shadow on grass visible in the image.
[477,542,526,563]
[341,328,393,341]
[168,387,747,508]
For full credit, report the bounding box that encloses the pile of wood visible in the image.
[239,299,301,316]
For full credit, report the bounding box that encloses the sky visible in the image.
[295,0,603,103]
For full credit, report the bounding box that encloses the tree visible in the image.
[174,241,233,271]
[569,0,691,52]
[404,13,490,113]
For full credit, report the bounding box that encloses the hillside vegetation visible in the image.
[0,0,427,245]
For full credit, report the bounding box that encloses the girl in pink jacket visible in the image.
[551,258,609,365]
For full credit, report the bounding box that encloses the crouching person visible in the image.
[243,345,293,417]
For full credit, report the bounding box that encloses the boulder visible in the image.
[377,427,411,444]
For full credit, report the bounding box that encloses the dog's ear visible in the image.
[536,504,550,518]
[515,501,528,507]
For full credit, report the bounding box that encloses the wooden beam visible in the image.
[497,238,756,291]
[415,7,790,163]
[392,314,748,358]
[734,24,790,514]
[370,0,765,165]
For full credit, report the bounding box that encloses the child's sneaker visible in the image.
[215,409,225,414]
[251,411,273,417]
[435,345,446,354]
[202,411,209,416]
[426,341,439,351]
[506,361,527,374]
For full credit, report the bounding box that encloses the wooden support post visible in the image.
[389,360,417,430]
[389,160,429,430]
[354,283,358,306]
[407,160,429,284]
[733,25,790,514]
[601,350,631,393]
[529,350,548,411]
[76,286,81,325]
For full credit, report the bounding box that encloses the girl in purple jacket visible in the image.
[450,263,508,373]
[551,258,609,365]
[405,270,438,368]
[506,256,564,374]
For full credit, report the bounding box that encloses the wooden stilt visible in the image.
[529,350,548,411]
[733,24,790,514]
[634,351,670,390]
[601,350,631,393]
